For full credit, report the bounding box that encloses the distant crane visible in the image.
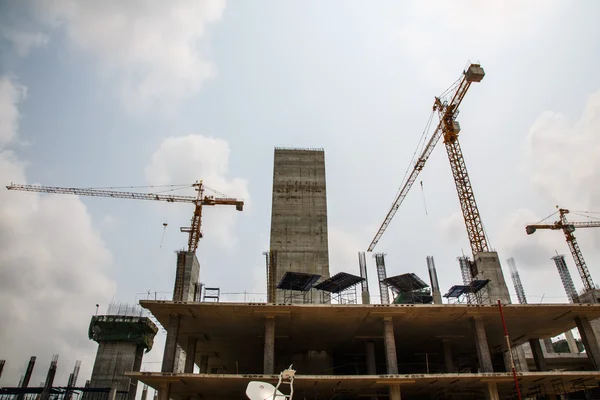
[368,62,487,257]
[6,181,244,253]
[526,208,600,293]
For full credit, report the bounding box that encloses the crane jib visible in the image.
[367,63,484,252]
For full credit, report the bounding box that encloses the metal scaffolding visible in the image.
[373,253,390,304]
[506,257,527,304]
[553,255,578,303]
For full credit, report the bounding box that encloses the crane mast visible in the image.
[6,181,244,253]
[368,63,486,254]
[526,208,600,293]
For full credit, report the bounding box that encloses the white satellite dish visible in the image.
[246,381,286,400]
[246,365,296,400]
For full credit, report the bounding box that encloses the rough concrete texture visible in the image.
[473,251,511,304]
[87,341,143,400]
[269,148,330,303]
[174,251,200,302]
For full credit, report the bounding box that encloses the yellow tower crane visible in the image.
[526,208,600,293]
[368,62,487,257]
[6,181,244,253]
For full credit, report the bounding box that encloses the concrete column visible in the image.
[161,315,181,373]
[361,291,370,305]
[158,383,170,400]
[108,384,118,400]
[389,385,401,400]
[184,337,197,373]
[442,340,454,373]
[487,382,500,400]
[472,317,493,372]
[264,317,275,374]
[365,341,376,375]
[543,338,554,353]
[575,316,600,370]
[199,355,209,374]
[529,339,548,371]
[383,317,398,374]
[565,330,578,353]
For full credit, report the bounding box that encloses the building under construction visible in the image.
[126,145,600,400]
[6,63,600,400]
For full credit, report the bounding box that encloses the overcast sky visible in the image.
[1,0,600,394]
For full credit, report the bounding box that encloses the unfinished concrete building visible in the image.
[268,148,330,303]
[86,305,158,400]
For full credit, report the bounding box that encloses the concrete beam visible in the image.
[264,317,275,374]
[472,316,493,372]
[161,315,181,373]
[575,316,600,370]
[184,337,197,374]
[529,339,548,371]
[383,317,398,374]
[365,341,376,375]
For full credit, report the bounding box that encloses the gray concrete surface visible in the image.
[269,148,330,303]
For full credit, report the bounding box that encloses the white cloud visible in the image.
[525,92,600,212]
[492,90,600,300]
[145,134,249,248]
[0,77,115,386]
[396,1,561,86]
[0,77,26,147]
[437,211,465,245]
[1,29,49,57]
[32,0,226,112]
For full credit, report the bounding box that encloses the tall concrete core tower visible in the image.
[86,310,158,400]
[269,147,330,303]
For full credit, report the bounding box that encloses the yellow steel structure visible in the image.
[368,63,487,257]
[526,208,600,293]
[6,181,243,253]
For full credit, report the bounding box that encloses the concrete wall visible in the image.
[87,342,143,400]
[174,251,200,302]
[269,148,330,303]
[473,251,511,304]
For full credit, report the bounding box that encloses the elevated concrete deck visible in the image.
[127,371,600,400]
[140,301,600,376]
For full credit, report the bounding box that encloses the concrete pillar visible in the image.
[264,317,275,374]
[472,317,493,372]
[565,330,578,353]
[575,316,600,370]
[158,383,170,400]
[366,341,376,375]
[161,315,181,372]
[383,317,398,374]
[487,382,500,400]
[108,384,118,400]
[361,291,370,305]
[184,337,197,373]
[543,338,554,353]
[389,385,401,400]
[529,339,548,371]
[442,340,454,373]
[199,355,209,374]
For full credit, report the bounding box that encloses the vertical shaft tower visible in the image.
[553,255,578,303]
[506,258,527,304]
[374,253,390,304]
